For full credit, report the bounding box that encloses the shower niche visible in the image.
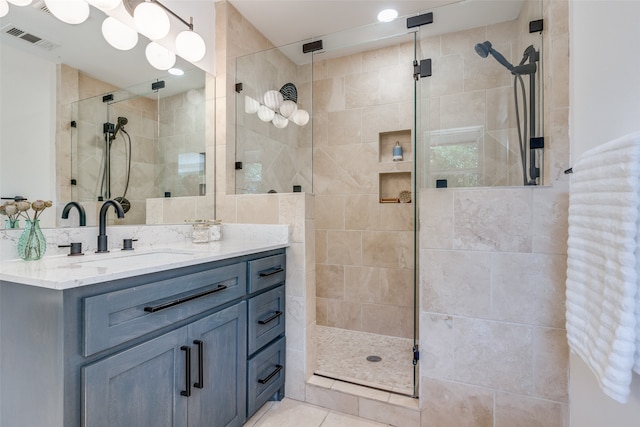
[378,129,412,203]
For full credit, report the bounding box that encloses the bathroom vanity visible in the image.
[0,241,286,427]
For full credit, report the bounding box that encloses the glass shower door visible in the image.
[310,24,419,397]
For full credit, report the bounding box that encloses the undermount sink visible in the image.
[67,249,199,269]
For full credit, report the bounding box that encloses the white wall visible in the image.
[569,1,640,425]
[0,44,57,227]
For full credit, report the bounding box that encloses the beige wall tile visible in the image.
[420,313,455,380]
[344,266,380,304]
[304,384,359,416]
[421,250,491,317]
[494,392,567,427]
[419,189,454,249]
[326,299,362,330]
[420,377,494,427]
[236,194,279,223]
[362,231,413,269]
[345,195,380,231]
[316,264,345,299]
[532,187,569,254]
[327,230,362,266]
[491,252,567,328]
[454,318,533,394]
[315,195,346,230]
[533,327,569,402]
[315,230,328,264]
[361,304,413,338]
[453,188,533,252]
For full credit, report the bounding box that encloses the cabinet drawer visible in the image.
[247,253,285,293]
[247,336,285,418]
[247,285,285,355]
[84,262,246,356]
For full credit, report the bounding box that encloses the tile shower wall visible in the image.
[312,42,416,339]
[418,1,571,426]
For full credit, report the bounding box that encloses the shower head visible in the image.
[110,116,128,140]
[474,40,514,72]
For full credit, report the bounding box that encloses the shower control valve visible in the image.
[122,238,138,251]
[58,242,84,256]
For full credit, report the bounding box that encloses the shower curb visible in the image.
[304,375,420,427]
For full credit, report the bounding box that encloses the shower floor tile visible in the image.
[315,326,416,395]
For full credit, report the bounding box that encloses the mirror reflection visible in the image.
[70,69,206,226]
[0,2,208,228]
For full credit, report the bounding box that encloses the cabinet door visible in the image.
[83,328,189,427]
[187,302,247,427]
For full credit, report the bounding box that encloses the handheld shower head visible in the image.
[474,40,514,72]
[110,116,128,140]
[474,41,491,58]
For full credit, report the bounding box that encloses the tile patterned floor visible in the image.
[243,398,394,427]
[315,326,416,395]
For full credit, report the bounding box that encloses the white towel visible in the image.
[566,131,640,404]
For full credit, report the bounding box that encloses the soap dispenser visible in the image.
[392,141,403,161]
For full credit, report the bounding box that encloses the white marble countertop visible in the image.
[0,239,288,290]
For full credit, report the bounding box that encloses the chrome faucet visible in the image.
[97,200,125,253]
[61,201,86,226]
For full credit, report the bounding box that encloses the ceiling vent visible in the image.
[1,24,59,50]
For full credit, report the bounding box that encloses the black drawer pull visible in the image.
[258,310,283,325]
[144,285,228,313]
[194,340,204,389]
[180,346,191,397]
[258,267,284,277]
[257,364,283,385]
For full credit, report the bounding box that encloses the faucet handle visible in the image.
[122,238,138,251]
[58,242,84,256]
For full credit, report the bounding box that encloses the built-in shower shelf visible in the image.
[379,129,412,163]
[378,129,412,203]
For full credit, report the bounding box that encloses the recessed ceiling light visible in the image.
[377,8,398,23]
[168,68,184,76]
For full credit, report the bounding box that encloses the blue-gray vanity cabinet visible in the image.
[0,248,286,427]
[245,253,286,419]
[83,302,247,427]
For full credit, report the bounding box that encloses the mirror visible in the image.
[0,2,210,228]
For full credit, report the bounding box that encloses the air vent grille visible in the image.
[1,24,59,51]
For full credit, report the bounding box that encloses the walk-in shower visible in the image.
[475,40,542,185]
[100,116,133,212]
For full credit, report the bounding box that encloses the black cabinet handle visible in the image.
[258,267,284,277]
[144,285,228,313]
[258,310,283,325]
[257,364,283,385]
[194,340,204,389]
[180,346,191,397]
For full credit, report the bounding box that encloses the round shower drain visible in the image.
[366,355,382,362]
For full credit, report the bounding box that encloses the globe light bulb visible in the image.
[176,30,206,63]
[263,90,283,110]
[145,42,176,70]
[291,109,310,126]
[102,17,138,51]
[279,100,297,118]
[44,0,90,24]
[86,0,121,11]
[257,105,275,122]
[134,1,170,40]
[6,0,33,6]
[244,96,260,114]
[272,114,289,129]
[0,0,8,17]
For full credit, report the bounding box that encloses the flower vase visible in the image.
[4,219,19,229]
[17,219,46,261]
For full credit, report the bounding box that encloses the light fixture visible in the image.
[134,1,170,40]
[245,84,310,128]
[263,90,284,110]
[0,0,8,17]
[102,17,138,50]
[176,28,206,63]
[6,0,32,6]
[44,0,90,24]
[145,41,176,70]
[257,105,275,123]
[168,67,184,76]
[245,96,260,114]
[377,8,398,23]
[291,109,310,126]
[279,100,297,118]
[272,114,289,129]
[86,0,121,11]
